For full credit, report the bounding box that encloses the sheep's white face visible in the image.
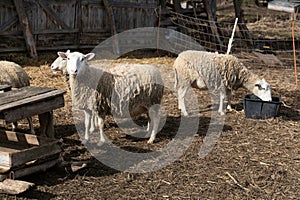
[58,52,95,77]
[51,50,69,73]
[253,79,272,101]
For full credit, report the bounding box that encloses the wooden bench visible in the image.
[0,85,12,92]
[0,86,66,138]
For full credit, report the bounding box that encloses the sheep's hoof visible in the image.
[218,111,225,116]
[182,112,189,116]
[147,138,155,144]
[82,139,89,145]
[97,141,105,146]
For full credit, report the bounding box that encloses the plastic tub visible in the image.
[243,94,282,119]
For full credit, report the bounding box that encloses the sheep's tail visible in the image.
[174,68,178,89]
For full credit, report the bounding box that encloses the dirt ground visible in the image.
[0,50,299,199]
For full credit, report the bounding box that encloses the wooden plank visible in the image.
[1,94,65,122]
[268,0,300,13]
[0,130,53,146]
[0,16,19,32]
[110,2,158,9]
[32,29,79,34]
[0,157,60,181]
[0,131,61,167]
[0,85,12,92]
[13,0,37,58]
[0,87,55,106]
[0,179,34,195]
[103,0,119,54]
[38,111,54,138]
[38,1,71,29]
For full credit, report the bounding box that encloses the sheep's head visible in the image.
[51,50,70,73]
[58,51,95,77]
[253,79,272,101]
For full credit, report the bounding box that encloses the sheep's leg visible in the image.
[145,113,151,132]
[147,105,160,144]
[89,112,96,133]
[218,92,225,115]
[82,110,92,144]
[96,115,106,146]
[226,89,233,111]
[177,86,189,116]
[27,117,35,134]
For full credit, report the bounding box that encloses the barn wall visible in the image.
[0,0,158,53]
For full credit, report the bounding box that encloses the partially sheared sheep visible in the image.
[174,50,272,116]
[0,61,34,133]
[58,51,164,144]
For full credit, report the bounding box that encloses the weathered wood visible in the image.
[103,0,120,54]
[38,111,54,138]
[233,0,252,46]
[0,87,55,106]
[0,157,60,181]
[0,130,61,168]
[13,0,37,58]
[203,0,223,51]
[0,16,18,32]
[0,87,65,138]
[0,0,159,54]
[0,179,34,195]
[38,1,71,29]
[0,85,11,92]
[268,0,300,13]
[1,94,64,123]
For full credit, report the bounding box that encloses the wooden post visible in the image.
[233,0,252,47]
[38,111,54,138]
[13,0,37,58]
[103,0,120,55]
[203,0,223,52]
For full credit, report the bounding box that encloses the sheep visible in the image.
[174,50,272,116]
[58,51,164,144]
[0,61,35,134]
[51,50,70,84]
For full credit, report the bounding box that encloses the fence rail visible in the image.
[0,0,158,57]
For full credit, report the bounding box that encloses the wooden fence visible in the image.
[0,0,158,57]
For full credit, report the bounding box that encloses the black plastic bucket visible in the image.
[243,94,282,119]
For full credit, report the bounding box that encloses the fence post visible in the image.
[13,0,37,58]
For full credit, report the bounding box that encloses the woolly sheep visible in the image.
[51,51,115,134]
[174,50,272,116]
[0,61,35,133]
[58,51,164,144]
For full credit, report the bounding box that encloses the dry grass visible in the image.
[0,51,299,199]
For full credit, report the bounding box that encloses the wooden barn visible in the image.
[0,0,159,57]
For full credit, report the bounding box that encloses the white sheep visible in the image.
[0,61,35,134]
[174,50,272,116]
[58,51,164,144]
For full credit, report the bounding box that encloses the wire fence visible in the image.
[167,9,300,68]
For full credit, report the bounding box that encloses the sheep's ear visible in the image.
[58,52,67,59]
[84,53,95,61]
[66,50,70,54]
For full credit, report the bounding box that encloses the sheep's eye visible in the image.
[255,84,261,89]
[80,57,84,62]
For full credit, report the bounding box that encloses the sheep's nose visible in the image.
[70,69,78,75]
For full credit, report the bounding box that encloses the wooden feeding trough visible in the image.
[0,130,62,181]
[0,86,66,194]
